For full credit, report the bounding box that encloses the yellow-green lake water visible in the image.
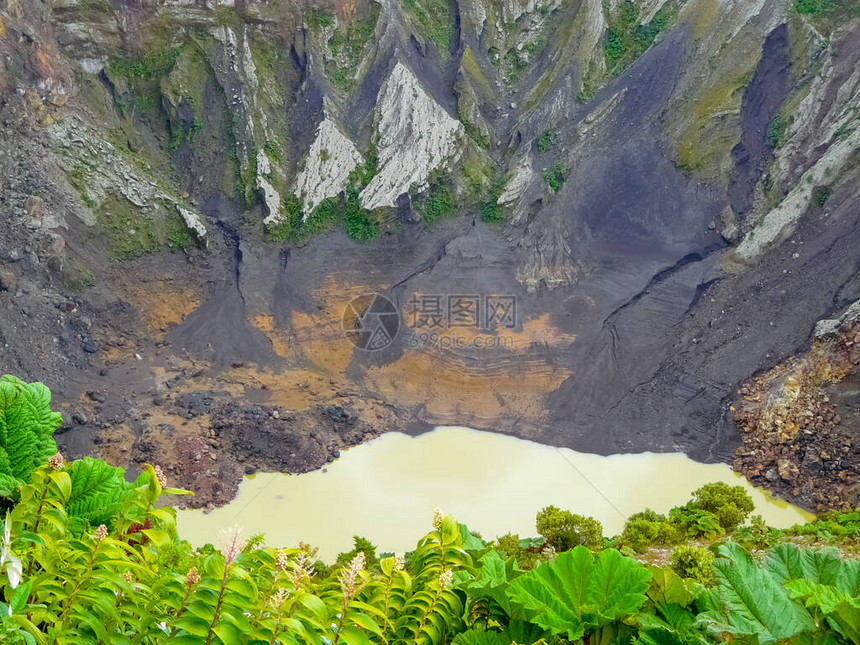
[177,426,812,560]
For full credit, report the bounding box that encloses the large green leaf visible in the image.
[452,621,547,645]
[698,542,815,644]
[0,375,61,493]
[505,546,651,640]
[765,543,842,586]
[787,579,860,643]
[66,457,135,534]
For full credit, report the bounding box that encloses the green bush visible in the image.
[670,544,715,586]
[415,173,456,223]
[542,162,568,193]
[536,130,553,153]
[263,140,282,163]
[535,505,603,551]
[732,514,781,550]
[795,0,838,14]
[604,1,676,77]
[402,0,452,52]
[767,113,788,149]
[308,6,334,31]
[621,509,682,552]
[686,482,755,532]
[108,48,181,80]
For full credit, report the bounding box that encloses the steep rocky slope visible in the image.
[0,0,858,510]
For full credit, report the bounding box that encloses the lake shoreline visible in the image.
[177,426,813,560]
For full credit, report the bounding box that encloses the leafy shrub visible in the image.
[767,113,788,148]
[814,185,831,207]
[535,505,603,551]
[0,376,61,495]
[795,0,838,14]
[308,6,334,31]
[323,13,379,91]
[108,47,181,80]
[536,130,553,153]
[402,0,452,52]
[686,482,755,532]
[787,507,860,540]
[334,535,379,570]
[263,139,282,163]
[542,163,568,193]
[621,509,682,552]
[731,514,781,550]
[604,1,676,77]
[670,506,725,539]
[268,193,304,242]
[415,173,456,223]
[167,218,194,251]
[670,544,715,586]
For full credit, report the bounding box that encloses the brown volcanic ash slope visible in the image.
[0,0,858,510]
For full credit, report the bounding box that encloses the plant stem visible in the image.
[205,563,230,645]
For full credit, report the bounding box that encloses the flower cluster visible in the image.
[48,453,64,471]
[394,552,405,571]
[288,551,314,590]
[95,524,108,542]
[433,507,444,530]
[338,552,366,600]
[439,569,453,590]
[220,526,246,565]
[153,465,167,488]
[185,566,200,586]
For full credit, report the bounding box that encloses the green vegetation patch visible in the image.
[108,47,181,80]
[604,0,677,78]
[96,196,194,261]
[536,129,554,153]
[402,0,453,53]
[412,171,456,223]
[323,11,379,92]
[4,377,860,644]
[480,173,508,222]
[308,6,335,31]
[767,113,788,149]
[542,162,568,193]
[270,149,380,242]
[795,0,841,14]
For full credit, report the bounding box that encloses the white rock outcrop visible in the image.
[814,299,860,339]
[360,63,464,210]
[178,207,208,239]
[49,116,207,240]
[294,118,364,215]
[211,25,283,222]
[736,126,860,261]
[497,155,537,206]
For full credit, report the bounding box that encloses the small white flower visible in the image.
[1,512,22,589]
[439,569,453,589]
[432,507,444,530]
